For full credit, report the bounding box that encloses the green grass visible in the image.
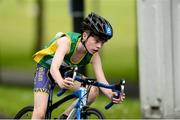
[0,0,138,82]
[0,84,141,119]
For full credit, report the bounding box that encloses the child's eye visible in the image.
[95,39,101,43]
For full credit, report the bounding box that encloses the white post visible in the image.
[137,0,180,118]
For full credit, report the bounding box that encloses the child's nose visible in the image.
[97,43,102,49]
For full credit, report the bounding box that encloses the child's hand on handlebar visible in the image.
[62,77,74,90]
[112,92,125,104]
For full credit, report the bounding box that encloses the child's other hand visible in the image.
[112,92,125,104]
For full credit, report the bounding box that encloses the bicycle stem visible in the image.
[72,66,78,80]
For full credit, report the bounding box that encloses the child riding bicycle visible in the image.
[32,12,125,119]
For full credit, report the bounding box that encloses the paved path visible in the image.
[0,68,139,97]
[0,113,9,119]
[1,69,34,85]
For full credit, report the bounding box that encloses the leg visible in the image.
[87,86,99,105]
[32,64,51,119]
[32,93,49,119]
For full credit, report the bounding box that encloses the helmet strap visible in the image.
[81,32,92,53]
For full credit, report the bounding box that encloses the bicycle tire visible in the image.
[14,106,33,119]
[82,107,105,119]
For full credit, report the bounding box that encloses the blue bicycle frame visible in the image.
[57,75,125,119]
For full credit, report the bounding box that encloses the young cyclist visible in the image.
[32,12,125,119]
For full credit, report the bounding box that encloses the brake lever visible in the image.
[105,79,125,109]
[120,79,125,93]
[72,66,78,80]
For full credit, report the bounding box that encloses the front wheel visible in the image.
[14,106,33,119]
[82,107,105,119]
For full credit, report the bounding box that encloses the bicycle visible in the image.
[14,67,125,119]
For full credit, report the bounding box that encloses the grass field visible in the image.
[0,84,141,119]
[0,0,138,81]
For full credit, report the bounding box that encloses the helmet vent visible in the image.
[92,18,96,23]
[81,12,113,40]
[97,24,103,32]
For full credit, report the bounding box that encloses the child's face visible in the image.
[85,34,106,54]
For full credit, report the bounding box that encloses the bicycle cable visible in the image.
[78,85,92,106]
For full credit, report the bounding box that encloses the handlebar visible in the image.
[57,67,126,109]
[105,80,125,109]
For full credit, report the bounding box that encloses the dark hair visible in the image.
[81,12,113,40]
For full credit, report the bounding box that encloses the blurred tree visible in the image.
[35,0,44,52]
[70,0,86,75]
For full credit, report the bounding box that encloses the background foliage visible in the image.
[0,0,138,81]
